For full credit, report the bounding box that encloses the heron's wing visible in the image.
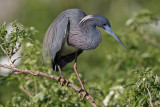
[43,15,69,61]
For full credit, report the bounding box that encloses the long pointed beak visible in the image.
[104,25,127,50]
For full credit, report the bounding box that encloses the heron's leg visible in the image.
[57,65,63,77]
[74,57,85,90]
[57,65,68,86]
[74,54,89,100]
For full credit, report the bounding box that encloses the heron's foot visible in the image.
[57,76,69,86]
[11,70,19,74]
[78,88,92,101]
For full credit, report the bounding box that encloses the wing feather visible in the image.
[43,15,69,61]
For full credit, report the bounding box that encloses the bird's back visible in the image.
[62,9,87,25]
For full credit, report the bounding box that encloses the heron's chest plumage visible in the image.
[60,41,80,56]
[60,34,80,56]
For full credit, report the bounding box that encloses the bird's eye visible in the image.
[103,23,106,26]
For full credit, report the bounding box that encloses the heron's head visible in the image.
[92,15,127,50]
[80,15,126,50]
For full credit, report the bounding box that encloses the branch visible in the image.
[146,87,153,107]
[34,78,38,94]
[20,85,33,98]
[0,46,14,66]
[155,101,160,107]
[0,64,97,107]
[12,54,27,64]
[143,35,160,48]
[10,43,21,57]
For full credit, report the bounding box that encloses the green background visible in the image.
[0,0,160,106]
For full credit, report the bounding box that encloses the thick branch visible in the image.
[0,64,97,107]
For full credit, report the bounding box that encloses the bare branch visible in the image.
[155,101,160,107]
[0,45,14,66]
[34,77,38,94]
[20,85,33,98]
[146,87,153,107]
[12,54,27,64]
[143,35,160,48]
[0,64,97,107]
[10,43,21,57]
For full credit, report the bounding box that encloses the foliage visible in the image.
[0,22,36,56]
[0,9,160,107]
[126,9,158,32]
[101,9,160,107]
[119,68,160,106]
[0,22,90,107]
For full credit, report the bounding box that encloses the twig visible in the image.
[20,85,33,98]
[143,35,160,48]
[0,64,97,107]
[155,101,160,107]
[10,43,21,57]
[146,87,153,107]
[12,54,27,64]
[34,77,38,94]
[0,45,14,66]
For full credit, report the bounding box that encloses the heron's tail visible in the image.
[51,59,59,71]
[51,58,69,71]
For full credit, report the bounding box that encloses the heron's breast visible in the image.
[60,40,80,56]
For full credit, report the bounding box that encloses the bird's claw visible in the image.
[78,88,89,101]
[57,76,69,86]
[11,70,19,74]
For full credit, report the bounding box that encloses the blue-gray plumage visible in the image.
[43,9,126,70]
[43,9,126,99]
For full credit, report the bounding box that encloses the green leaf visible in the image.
[32,92,45,103]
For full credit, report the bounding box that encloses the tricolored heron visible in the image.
[43,8,126,99]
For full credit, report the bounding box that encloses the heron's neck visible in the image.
[80,19,95,31]
[80,21,101,50]
[68,16,101,50]
[80,15,102,30]
[80,17,100,38]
